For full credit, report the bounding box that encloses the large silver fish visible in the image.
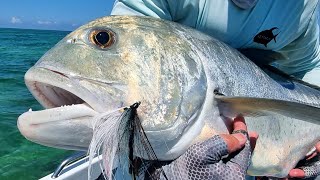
[17,16,320,177]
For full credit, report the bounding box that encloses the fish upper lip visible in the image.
[41,67,123,85]
[25,67,104,112]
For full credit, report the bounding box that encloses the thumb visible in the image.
[220,133,247,153]
[220,115,248,153]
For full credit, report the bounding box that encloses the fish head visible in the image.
[18,16,207,154]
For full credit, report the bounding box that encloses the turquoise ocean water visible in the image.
[0,28,74,180]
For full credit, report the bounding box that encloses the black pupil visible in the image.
[95,31,110,45]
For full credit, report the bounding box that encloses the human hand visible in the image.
[158,116,258,180]
[287,142,320,179]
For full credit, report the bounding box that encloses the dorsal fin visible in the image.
[239,48,320,91]
[263,65,320,91]
[239,49,286,66]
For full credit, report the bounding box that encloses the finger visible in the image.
[233,115,247,132]
[316,142,320,153]
[220,115,248,153]
[306,152,317,160]
[306,146,317,158]
[232,117,259,152]
[289,161,320,179]
[289,168,305,178]
[224,116,253,172]
[306,142,320,160]
[249,131,259,152]
[220,133,246,154]
[305,142,320,160]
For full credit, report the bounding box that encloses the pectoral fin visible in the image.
[215,95,320,124]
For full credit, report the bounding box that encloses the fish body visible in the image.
[17,16,320,177]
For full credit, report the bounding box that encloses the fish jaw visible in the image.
[18,104,97,150]
[17,67,126,150]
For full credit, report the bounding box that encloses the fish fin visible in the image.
[215,95,320,124]
[237,48,320,91]
[273,33,279,43]
[263,65,320,91]
[239,48,288,65]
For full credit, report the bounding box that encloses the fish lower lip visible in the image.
[17,103,98,151]
[19,103,98,125]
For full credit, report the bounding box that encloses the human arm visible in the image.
[273,2,320,87]
[111,0,173,19]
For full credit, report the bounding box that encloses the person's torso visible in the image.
[170,0,318,50]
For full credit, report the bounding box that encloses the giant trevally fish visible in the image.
[17,16,320,178]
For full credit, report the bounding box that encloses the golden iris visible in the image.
[90,30,115,49]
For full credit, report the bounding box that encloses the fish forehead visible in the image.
[35,19,165,87]
[38,16,188,81]
[81,16,172,31]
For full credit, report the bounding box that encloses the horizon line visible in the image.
[0,26,73,32]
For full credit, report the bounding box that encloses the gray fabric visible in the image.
[302,161,320,179]
[153,135,252,180]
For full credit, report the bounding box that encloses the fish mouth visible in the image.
[29,81,86,109]
[24,67,105,112]
[17,67,120,151]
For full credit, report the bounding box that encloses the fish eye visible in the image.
[89,29,115,49]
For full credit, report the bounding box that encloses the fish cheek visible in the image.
[140,56,206,132]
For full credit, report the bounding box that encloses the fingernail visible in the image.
[234,115,246,124]
[233,133,246,145]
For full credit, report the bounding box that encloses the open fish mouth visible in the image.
[19,79,98,127]
[17,67,107,150]
[29,81,86,109]
[21,67,101,120]
[24,67,103,111]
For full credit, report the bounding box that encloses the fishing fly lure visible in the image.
[88,102,168,180]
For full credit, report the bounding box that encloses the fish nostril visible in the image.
[66,38,77,44]
[48,69,68,78]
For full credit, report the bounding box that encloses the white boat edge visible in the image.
[39,152,103,180]
[39,152,132,180]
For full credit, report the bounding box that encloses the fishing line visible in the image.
[125,102,168,180]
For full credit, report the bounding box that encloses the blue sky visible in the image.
[0,0,115,31]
